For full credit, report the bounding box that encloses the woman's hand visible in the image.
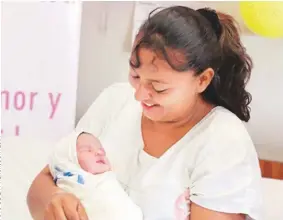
[44,191,88,220]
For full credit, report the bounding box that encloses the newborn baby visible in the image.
[50,133,143,220]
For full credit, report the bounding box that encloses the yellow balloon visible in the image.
[240,2,283,38]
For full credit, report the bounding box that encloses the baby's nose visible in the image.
[96,148,106,156]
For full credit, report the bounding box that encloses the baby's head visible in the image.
[76,133,111,175]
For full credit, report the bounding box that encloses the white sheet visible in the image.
[261,178,283,220]
[2,137,55,220]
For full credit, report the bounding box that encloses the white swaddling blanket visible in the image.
[48,132,143,220]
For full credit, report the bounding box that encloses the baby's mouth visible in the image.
[96,159,105,164]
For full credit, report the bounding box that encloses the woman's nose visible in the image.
[135,84,151,102]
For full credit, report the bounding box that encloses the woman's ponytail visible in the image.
[215,12,253,122]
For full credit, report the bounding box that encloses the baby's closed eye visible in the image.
[77,145,93,153]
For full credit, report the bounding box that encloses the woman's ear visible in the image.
[197,68,215,93]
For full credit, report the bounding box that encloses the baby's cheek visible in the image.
[78,153,97,172]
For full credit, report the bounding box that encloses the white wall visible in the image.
[76,2,133,121]
[244,37,283,160]
[76,2,283,160]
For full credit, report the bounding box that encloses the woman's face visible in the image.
[129,48,210,122]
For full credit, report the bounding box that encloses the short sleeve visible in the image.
[189,121,263,220]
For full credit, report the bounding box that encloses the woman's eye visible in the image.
[154,88,167,93]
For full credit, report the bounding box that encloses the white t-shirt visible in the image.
[67,82,262,219]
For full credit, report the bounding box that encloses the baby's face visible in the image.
[77,135,111,174]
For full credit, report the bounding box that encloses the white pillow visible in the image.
[2,137,56,220]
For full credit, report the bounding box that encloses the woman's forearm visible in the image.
[27,165,61,220]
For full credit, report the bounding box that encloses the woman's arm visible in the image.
[27,165,62,220]
[190,203,245,220]
[27,165,88,220]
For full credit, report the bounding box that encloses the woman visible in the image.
[27,6,262,220]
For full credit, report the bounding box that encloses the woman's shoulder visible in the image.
[105,82,134,92]
[204,106,252,140]
[189,106,258,167]
[188,106,256,160]
[102,82,134,99]
[75,82,136,136]
[94,82,136,110]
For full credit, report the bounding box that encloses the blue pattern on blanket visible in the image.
[53,165,85,185]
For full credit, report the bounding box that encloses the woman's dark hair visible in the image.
[131,6,253,122]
